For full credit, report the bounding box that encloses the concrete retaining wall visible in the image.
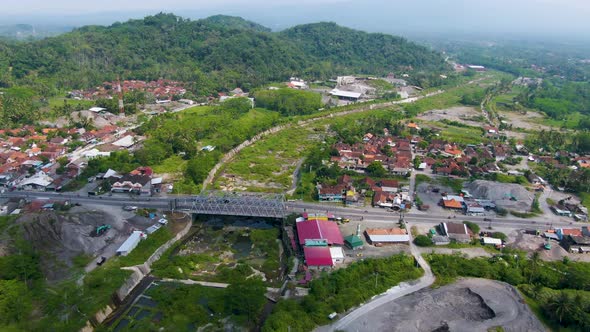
[82,217,192,331]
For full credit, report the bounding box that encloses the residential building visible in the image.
[440,222,471,243]
[111,174,152,195]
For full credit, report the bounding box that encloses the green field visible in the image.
[217,125,319,191]
[216,107,404,192]
[529,112,584,129]
[152,155,187,175]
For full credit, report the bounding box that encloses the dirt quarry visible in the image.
[342,278,545,332]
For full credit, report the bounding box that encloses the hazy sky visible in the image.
[3,0,590,40]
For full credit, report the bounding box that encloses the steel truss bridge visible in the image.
[170,191,286,218]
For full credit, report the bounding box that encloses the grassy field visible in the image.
[418,119,486,144]
[529,112,584,129]
[152,155,187,175]
[217,125,319,191]
[46,96,95,109]
[215,107,404,192]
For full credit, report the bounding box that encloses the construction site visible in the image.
[341,278,545,332]
[0,202,173,282]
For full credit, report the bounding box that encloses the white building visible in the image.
[481,237,502,246]
[116,231,146,256]
[329,247,345,265]
[18,172,54,191]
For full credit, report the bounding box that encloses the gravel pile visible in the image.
[465,180,533,211]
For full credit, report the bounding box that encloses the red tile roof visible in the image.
[303,247,333,267]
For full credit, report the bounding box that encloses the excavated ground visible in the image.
[15,208,130,281]
[342,278,545,332]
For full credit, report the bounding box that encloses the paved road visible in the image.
[0,191,574,230]
[317,223,435,332]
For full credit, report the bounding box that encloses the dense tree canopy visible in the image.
[2,14,447,98]
[253,88,322,116]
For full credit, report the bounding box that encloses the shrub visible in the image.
[491,232,507,241]
[414,235,433,247]
[463,221,480,234]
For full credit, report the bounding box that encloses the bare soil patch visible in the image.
[418,106,485,126]
[498,110,552,131]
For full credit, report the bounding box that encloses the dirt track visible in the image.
[341,278,545,332]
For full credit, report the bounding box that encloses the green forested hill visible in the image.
[0,13,447,96]
[279,22,446,76]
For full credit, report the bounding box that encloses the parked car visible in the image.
[123,206,138,211]
[96,256,107,266]
[158,218,168,225]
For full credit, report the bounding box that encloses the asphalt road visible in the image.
[0,191,571,230]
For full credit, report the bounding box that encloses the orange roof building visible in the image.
[442,199,463,209]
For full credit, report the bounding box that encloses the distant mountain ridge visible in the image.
[0,13,447,95]
[0,24,72,40]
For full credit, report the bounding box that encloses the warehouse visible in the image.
[116,231,146,256]
[364,228,410,245]
[296,219,344,246]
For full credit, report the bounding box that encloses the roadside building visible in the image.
[465,202,485,216]
[441,195,465,210]
[111,174,152,196]
[317,184,345,202]
[481,237,502,246]
[344,234,364,250]
[296,219,344,246]
[441,198,463,210]
[552,206,572,217]
[17,172,54,191]
[440,222,471,243]
[556,228,582,241]
[116,231,146,256]
[564,235,590,253]
[364,228,410,245]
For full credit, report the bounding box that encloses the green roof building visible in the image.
[344,234,363,249]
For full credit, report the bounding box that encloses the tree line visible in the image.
[427,252,590,331]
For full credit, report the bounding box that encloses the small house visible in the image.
[440,222,470,243]
[344,234,364,250]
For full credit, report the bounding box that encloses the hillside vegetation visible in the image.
[0,13,447,98]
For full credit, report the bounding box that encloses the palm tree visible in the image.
[545,292,576,324]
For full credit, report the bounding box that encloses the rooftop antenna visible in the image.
[117,76,124,116]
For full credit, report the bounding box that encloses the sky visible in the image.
[2,0,590,41]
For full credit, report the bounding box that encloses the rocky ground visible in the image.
[465,180,534,212]
[341,278,546,332]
